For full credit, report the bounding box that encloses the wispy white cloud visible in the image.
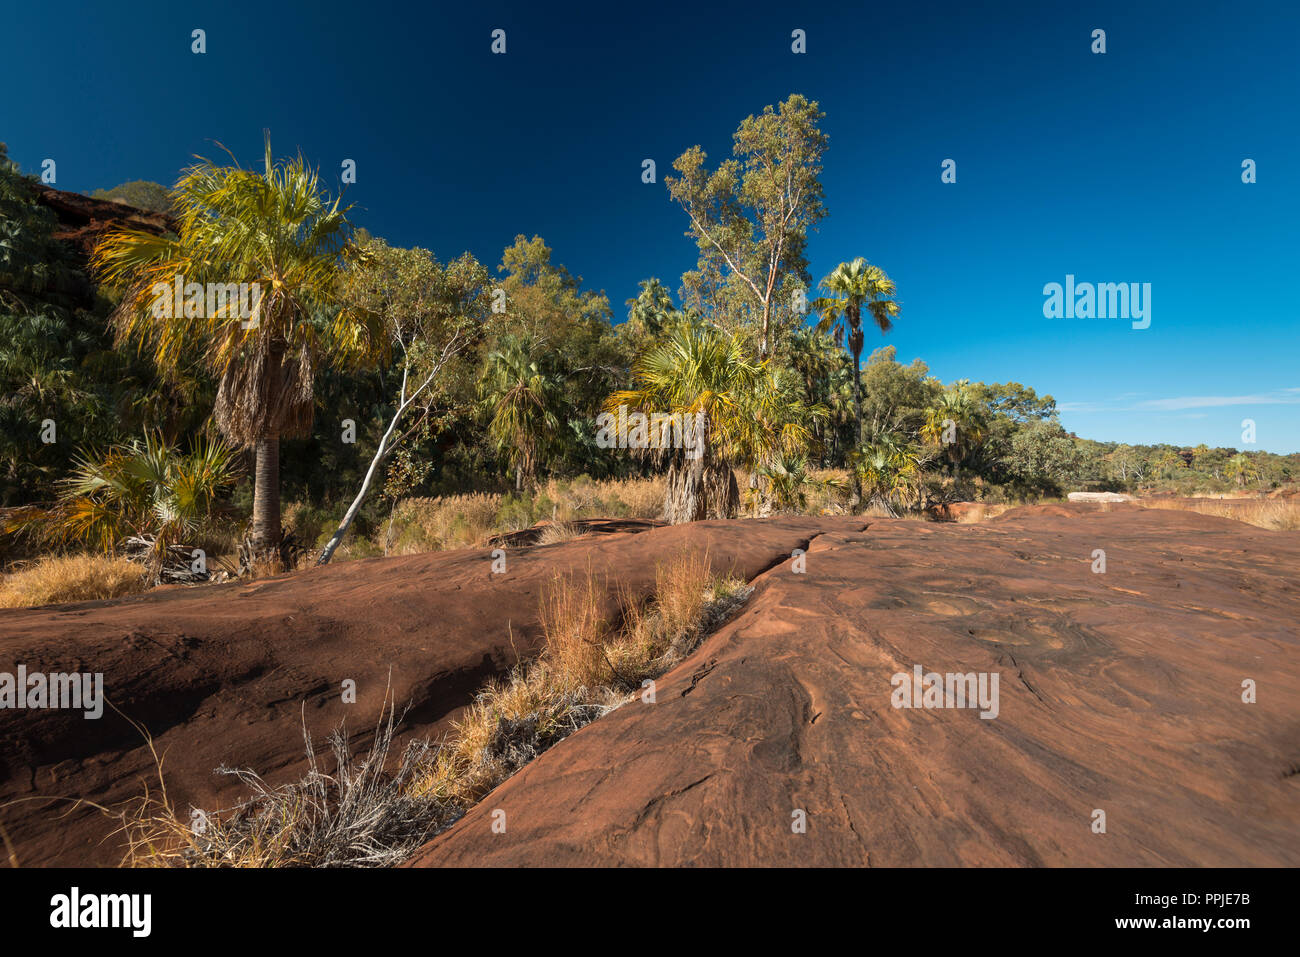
[1133,392,1300,411]
[1056,388,1300,415]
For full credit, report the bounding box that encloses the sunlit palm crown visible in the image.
[606,321,816,468]
[91,137,377,448]
[814,257,901,341]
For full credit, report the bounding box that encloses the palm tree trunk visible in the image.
[849,310,865,507]
[662,433,738,524]
[663,459,738,524]
[251,435,281,559]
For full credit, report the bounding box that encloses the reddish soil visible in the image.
[406,503,1300,866]
[0,517,832,867]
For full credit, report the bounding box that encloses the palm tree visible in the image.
[482,340,563,491]
[1225,452,1259,488]
[788,326,852,463]
[750,453,842,515]
[852,432,928,515]
[91,136,370,564]
[606,322,812,523]
[625,278,675,338]
[921,381,988,485]
[813,258,900,502]
[26,432,238,582]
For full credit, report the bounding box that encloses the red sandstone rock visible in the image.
[406,504,1300,867]
[32,184,173,258]
[0,517,833,866]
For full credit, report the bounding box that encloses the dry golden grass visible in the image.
[542,569,613,690]
[597,476,665,518]
[1140,497,1300,531]
[535,521,592,546]
[0,553,148,608]
[409,550,745,809]
[122,549,748,866]
[384,493,501,555]
[379,478,666,557]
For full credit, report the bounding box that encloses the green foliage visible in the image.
[751,453,841,514]
[482,336,565,490]
[0,151,202,506]
[666,94,828,359]
[1003,420,1084,495]
[606,321,816,474]
[21,432,238,580]
[90,180,173,214]
[851,432,929,513]
[7,108,1300,541]
[92,135,370,447]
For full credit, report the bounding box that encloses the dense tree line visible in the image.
[2,104,1296,574]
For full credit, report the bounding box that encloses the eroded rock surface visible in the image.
[407,505,1300,867]
[0,517,836,866]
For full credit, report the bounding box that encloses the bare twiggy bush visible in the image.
[122,698,452,867]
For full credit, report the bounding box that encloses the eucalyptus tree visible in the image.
[317,240,492,565]
[666,94,828,360]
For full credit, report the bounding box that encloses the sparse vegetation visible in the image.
[120,550,748,866]
[1141,497,1300,531]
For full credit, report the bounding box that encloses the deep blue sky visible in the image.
[5,1,1298,451]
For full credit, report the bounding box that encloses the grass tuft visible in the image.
[0,554,148,608]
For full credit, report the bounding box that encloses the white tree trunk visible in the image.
[316,390,406,565]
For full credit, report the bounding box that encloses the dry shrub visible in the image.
[0,554,148,608]
[384,493,501,554]
[120,700,449,868]
[535,521,591,546]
